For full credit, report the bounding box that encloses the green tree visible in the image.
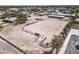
[15,14,27,25]
[51,35,64,54]
[31,8,41,12]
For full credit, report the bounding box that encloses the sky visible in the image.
[0,0,78,5]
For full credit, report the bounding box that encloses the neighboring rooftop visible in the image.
[64,35,79,54]
[59,29,79,54]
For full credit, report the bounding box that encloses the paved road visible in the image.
[0,36,27,54]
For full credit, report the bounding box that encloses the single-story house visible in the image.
[4,17,17,22]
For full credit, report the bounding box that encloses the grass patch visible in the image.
[72,23,79,29]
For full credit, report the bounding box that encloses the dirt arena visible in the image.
[24,18,68,43]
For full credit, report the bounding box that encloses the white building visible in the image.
[4,17,17,22]
[48,14,65,18]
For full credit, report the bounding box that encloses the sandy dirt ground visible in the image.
[0,17,69,53]
[24,18,68,43]
[0,23,51,53]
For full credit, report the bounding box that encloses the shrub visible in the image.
[51,35,64,53]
